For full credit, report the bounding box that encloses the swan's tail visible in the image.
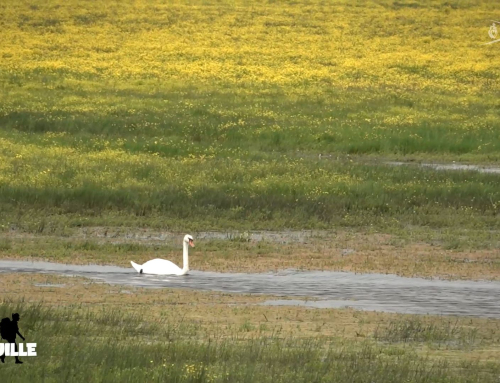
[130,261,143,273]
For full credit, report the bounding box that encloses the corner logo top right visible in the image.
[484,21,500,44]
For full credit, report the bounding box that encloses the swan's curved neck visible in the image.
[182,240,189,273]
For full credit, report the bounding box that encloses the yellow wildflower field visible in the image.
[0,0,497,92]
[0,0,499,232]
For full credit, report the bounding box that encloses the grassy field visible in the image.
[0,0,499,234]
[1,1,499,380]
[0,274,499,382]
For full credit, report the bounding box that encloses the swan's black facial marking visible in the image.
[140,269,143,274]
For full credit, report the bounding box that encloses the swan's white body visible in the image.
[131,234,194,276]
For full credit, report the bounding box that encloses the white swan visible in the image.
[131,234,194,276]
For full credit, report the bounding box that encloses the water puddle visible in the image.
[32,283,66,288]
[28,227,330,245]
[191,230,328,243]
[1,260,499,319]
[260,299,407,312]
[387,161,500,175]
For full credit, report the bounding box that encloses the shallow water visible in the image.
[61,227,329,245]
[1,260,499,319]
[387,161,500,174]
[32,283,66,288]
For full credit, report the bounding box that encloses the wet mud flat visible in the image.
[0,260,499,319]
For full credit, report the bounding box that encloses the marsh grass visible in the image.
[1,2,499,380]
[0,228,498,280]
[0,238,12,251]
[0,301,498,383]
[1,0,500,234]
[374,318,482,349]
[1,145,499,232]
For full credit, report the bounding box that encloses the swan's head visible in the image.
[184,234,194,247]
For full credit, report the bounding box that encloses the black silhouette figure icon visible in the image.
[0,313,25,364]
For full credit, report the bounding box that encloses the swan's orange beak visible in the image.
[189,239,194,247]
